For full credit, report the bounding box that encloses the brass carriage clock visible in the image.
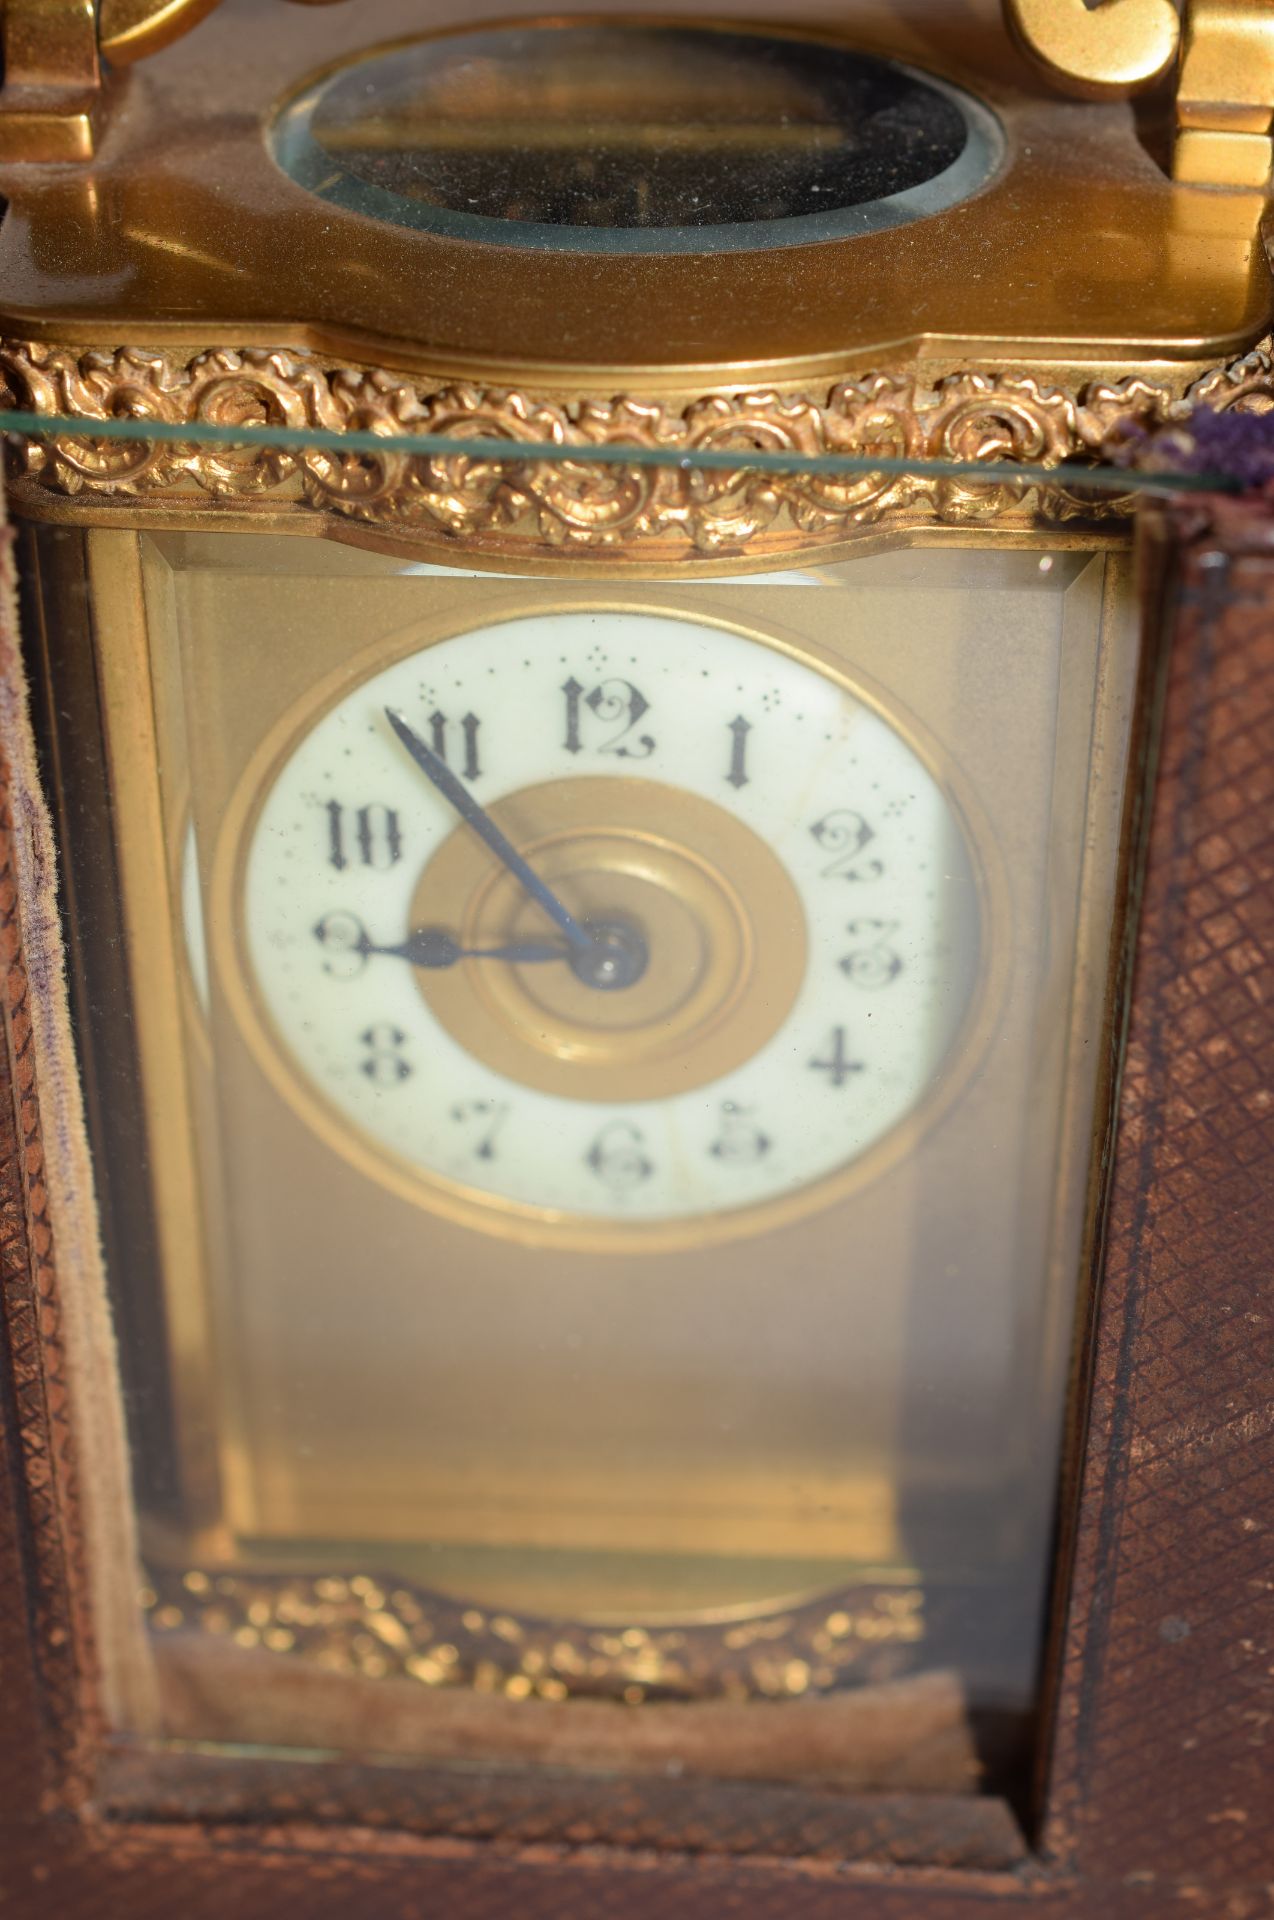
[0,0,1271,1887]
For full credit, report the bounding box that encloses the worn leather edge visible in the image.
[0,468,155,1790]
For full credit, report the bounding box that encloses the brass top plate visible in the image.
[0,0,1268,395]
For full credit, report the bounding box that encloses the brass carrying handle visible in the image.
[0,0,1201,91]
[0,0,349,84]
[1006,0,1274,189]
[1003,0,1181,98]
[4,0,1263,106]
[100,1,1187,84]
[2,0,1267,193]
[97,0,345,65]
[92,1,1198,99]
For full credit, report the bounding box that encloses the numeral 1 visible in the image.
[726,715,752,789]
[563,677,584,754]
[809,1026,865,1088]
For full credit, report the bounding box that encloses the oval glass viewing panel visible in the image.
[270,23,1001,254]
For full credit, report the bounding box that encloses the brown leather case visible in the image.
[1,483,1272,1916]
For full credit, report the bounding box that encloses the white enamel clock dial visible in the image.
[229,611,983,1235]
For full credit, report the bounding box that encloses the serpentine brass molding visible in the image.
[2,338,1272,557]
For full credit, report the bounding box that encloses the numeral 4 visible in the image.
[809,1026,865,1088]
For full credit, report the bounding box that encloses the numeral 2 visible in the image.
[810,809,883,882]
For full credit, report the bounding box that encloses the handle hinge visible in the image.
[0,0,100,161]
[0,0,345,158]
[1006,0,1274,188]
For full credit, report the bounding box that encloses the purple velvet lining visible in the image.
[1138,404,1274,489]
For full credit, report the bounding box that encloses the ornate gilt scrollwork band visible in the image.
[143,1565,924,1704]
[2,338,1273,559]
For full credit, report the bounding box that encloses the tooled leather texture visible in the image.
[0,495,1271,1917]
[1042,501,1274,1908]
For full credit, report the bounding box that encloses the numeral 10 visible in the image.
[326,801,402,872]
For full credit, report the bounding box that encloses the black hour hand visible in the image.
[313,912,569,974]
[402,927,571,968]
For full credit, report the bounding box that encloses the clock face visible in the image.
[224,610,984,1241]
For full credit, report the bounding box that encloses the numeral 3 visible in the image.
[840,919,904,988]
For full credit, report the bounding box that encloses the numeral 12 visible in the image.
[562,678,655,758]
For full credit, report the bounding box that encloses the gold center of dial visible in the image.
[412,777,808,1103]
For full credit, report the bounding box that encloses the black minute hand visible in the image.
[384,708,597,955]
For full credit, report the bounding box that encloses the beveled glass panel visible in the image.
[270,24,1002,252]
[32,511,1139,1805]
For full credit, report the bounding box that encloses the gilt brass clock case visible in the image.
[0,0,1269,454]
[2,0,1273,1887]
